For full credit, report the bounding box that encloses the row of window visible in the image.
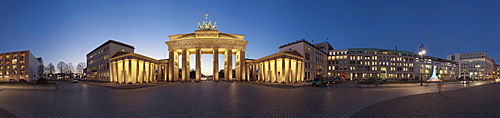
[304,62,325,71]
[330,51,414,56]
[0,70,26,75]
[329,55,414,62]
[88,63,110,71]
[89,47,110,59]
[88,54,109,65]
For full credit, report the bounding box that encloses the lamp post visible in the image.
[419,50,426,86]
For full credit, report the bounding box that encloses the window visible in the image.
[12,59,17,64]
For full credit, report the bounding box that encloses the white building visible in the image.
[279,39,329,80]
[447,52,496,80]
[0,50,43,82]
[86,40,135,81]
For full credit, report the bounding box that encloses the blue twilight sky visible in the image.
[1,0,500,75]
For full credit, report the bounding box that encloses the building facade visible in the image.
[246,50,305,83]
[415,56,458,81]
[447,52,496,80]
[86,40,135,81]
[109,51,168,83]
[279,39,328,80]
[0,50,43,82]
[328,48,416,80]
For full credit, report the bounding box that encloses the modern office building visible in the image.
[447,52,496,80]
[86,40,135,81]
[328,48,416,80]
[0,50,43,82]
[279,39,329,80]
[415,56,458,81]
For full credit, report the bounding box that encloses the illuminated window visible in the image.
[12,59,17,64]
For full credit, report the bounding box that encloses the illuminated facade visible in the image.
[415,56,458,81]
[109,51,168,83]
[328,48,416,80]
[279,39,328,80]
[86,40,135,81]
[0,50,43,82]
[102,15,309,83]
[166,30,248,82]
[447,52,496,80]
[246,50,305,83]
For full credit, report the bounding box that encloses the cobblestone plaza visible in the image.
[0,81,494,117]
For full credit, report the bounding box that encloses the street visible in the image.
[0,81,494,117]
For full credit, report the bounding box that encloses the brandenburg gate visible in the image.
[165,14,248,82]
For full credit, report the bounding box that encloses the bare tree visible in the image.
[45,63,55,79]
[57,61,68,74]
[67,63,74,74]
[76,62,86,78]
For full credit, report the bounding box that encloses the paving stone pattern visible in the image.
[0,81,492,117]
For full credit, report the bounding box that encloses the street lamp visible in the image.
[419,50,426,86]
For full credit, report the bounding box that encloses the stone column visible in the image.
[252,64,257,81]
[131,59,137,83]
[136,60,140,83]
[224,49,232,81]
[124,59,130,83]
[196,48,201,82]
[182,49,188,82]
[259,62,264,81]
[213,48,219,82]
[166,63,169,81]
[168,50,175,82]
[239,50,245,81]
[235,51,240,81]
[298,61,304,82]
[145,61,150,83]
[117,60,123,83]
[277,58,283,83]
[265,61,270,82]
[272,60,277,82]
[138,60,144,83]
[286,58,291,83]
[246,64,250,81]
[293,60,298,83]
[110,61,114,83]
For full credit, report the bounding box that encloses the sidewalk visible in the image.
[84,81,163,90]
[0,84,57,91]
[344,81,481,88]
[247,81,311,88]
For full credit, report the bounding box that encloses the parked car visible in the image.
[327,77,341,84]
[19,79,27,82]
[312,78,328,87]
[9,79,17,82]
[72,79,78,83]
